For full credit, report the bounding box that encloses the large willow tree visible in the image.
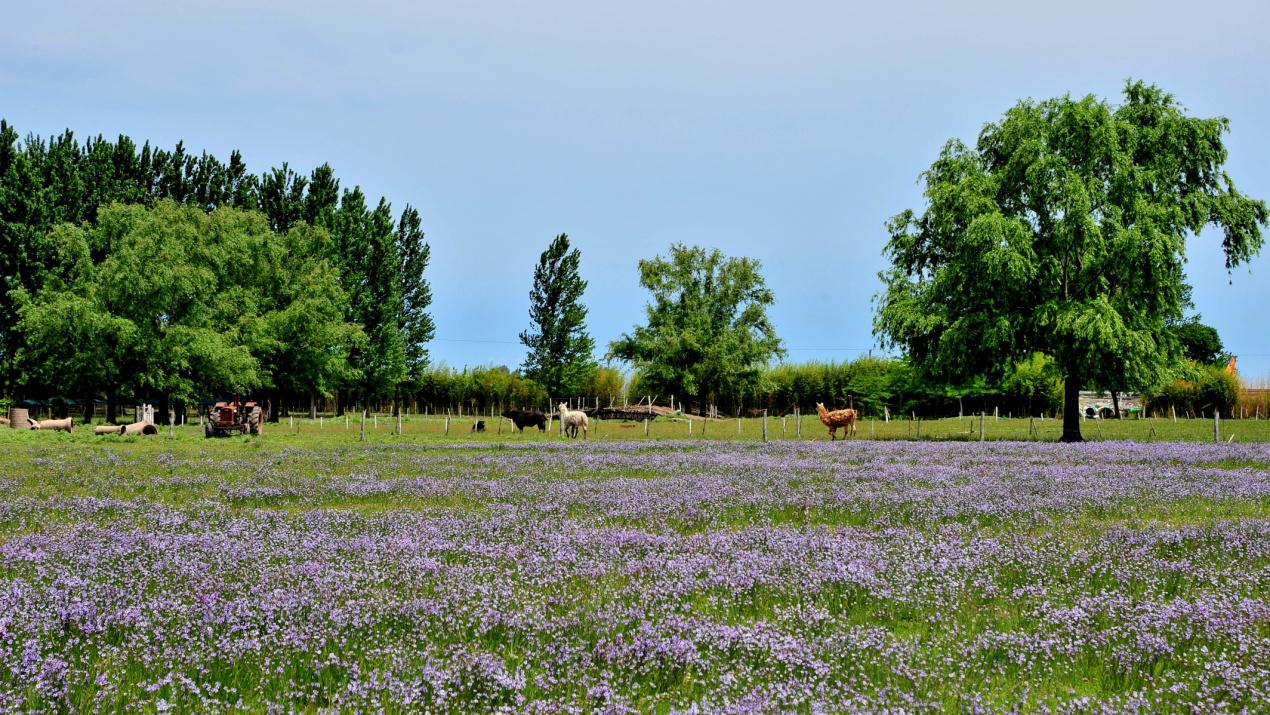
[875,81,1266,442]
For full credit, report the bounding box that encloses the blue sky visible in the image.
[3,1,1268,378]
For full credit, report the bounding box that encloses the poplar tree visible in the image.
[520,233,595,399]
[396,205,435,385]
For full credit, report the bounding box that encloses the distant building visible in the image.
[1077,391,1142,418]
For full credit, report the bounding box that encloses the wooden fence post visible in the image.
[979,412,985,442]
[1214,412,1220,444]
[361,410,366,442]
[762,410,768,442]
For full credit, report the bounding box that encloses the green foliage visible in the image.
[1147,362,1238,417]
[519,234,595,398]
[1167,317,1226,365]
[748,355,1058,418]
[609,244,784,412]
[396,206,435,386]
[15,201,359,403]
[0,119,432,407]
[583,366,626,404]
[338,193,409,402]
[875,81,1267,441]
[1001,353,1064,415]
[414,365,548,413]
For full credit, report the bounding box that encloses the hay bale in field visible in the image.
[7,408,28,429]
[121,421,159,436]
[31,417,74,432]
[94,424,126,435]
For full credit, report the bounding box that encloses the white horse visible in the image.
[558,402,589,439]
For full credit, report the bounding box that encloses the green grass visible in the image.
[4,410,1269,450]
[0,425,1267,711]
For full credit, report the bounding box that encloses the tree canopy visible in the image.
[608,244,784,412]
[0,120,433,412]
[1168,317,1226,366]
[874,81,1267,441]
[14,201,361,408]
[519,233,595,398]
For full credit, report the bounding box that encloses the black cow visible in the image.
[472,420,486,433]
[502,409,547,432]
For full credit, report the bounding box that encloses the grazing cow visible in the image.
[815,402,857,440]
[558,403,589,439]
[502,409,547,432]
[472,420,486,433]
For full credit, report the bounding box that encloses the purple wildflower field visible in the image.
[0,439,1267,712]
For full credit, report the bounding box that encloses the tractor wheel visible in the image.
[248,407,262,436]
[204,422,214,438]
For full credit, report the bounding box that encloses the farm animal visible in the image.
[558,402,589,439]
[502,409,547,432]
[815,402,856,440]
[472,420,486,433]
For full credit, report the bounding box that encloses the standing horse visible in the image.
[558,402,589,439]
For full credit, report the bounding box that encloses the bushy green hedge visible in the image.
[1145,362,1238,417]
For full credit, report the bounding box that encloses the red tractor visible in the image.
[204,397,263,437]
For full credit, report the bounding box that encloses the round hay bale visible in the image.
[8,408,28,429]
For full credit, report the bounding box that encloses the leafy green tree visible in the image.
[15,202,359,412]
[875,81,1267,441]
[396,206,435,385]
[335,190,408,406]
[608,244,784,413]
[259,163,307,234]
[1168,317,1226,365]
[519,233,595,398]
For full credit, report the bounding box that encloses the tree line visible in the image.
[3,80,1266,441]
[1,121,431,420]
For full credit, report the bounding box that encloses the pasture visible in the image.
[12,411,1265,447]
[0,426,1267,711]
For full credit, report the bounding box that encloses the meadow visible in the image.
[0,422,1267,712]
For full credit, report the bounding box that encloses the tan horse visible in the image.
[815,402,856,440]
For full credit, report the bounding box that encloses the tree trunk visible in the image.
[1111,391,1121,419]
[308,392,317,420]
[83,395,95,425]
[106,391,118,424]
[1060,374,1083,442]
